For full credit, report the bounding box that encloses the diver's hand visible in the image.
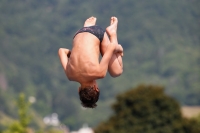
[115,44,123,56]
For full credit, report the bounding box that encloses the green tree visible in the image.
[3,93,31,133]
[94,84,200,133]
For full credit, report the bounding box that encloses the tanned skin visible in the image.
[58,16,123,92]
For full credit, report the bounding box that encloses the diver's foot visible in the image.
[106,17,118,36]
[84,16,97,27]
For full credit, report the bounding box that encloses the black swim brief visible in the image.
[73,25,105,43]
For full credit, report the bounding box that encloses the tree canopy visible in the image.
[94,85,200,133]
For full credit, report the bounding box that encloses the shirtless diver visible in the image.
[58,16,123,108]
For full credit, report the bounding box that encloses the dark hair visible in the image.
[79,85,100,108]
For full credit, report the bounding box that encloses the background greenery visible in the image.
[95,85,200,133]
[0,0,199,131]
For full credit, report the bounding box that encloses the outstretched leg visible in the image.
[106,17,123,55]
[100,17,123,77]
[106,17,118,44]
[84,16,97,27]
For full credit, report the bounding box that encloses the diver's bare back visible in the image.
[66,32,101,82]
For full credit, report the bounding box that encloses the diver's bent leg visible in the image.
[100,33,123,77]
[106,17,118,44]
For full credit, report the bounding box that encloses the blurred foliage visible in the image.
[94,85,200,133]
[0,93,63,133]
[0,0,199,130]
[2,93,30,133]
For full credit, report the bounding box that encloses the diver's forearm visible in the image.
[99,43,116,76]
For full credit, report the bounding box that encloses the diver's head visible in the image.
[79,83,100,108]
